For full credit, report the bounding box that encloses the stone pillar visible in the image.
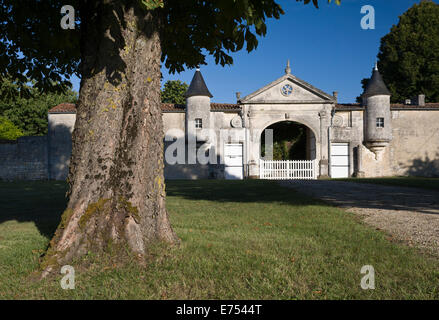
[319,110,330,178]
[248,120,261,178]
[352,145,365,177]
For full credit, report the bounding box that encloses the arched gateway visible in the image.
[258,120,318,179]
[241,62,334,179]
[260,121,317,161]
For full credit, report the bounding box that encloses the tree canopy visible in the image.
[161,80,188,104]
[359,0,439,103]
[0,0,339,95]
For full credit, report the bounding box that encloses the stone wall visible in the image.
[389,109,439,177]
[359,144,393,177]
[163,112,212,179]
[0,136,48,180]
[333,108,439,178]
[164,158,210,179]
[0,113,75,181]
[162,111,240,179]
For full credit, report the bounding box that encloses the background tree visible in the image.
[0,116,23,140]
[161,80,188,104]
[0,77,78,136]
[357,0,439,103]
[356,78,370,103]
[0,0,339,275]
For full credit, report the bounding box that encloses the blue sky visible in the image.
[70,0,426,104]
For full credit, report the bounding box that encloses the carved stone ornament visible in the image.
[332,115,343,127]
[231,116,243,128]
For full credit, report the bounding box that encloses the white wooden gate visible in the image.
[259,159,318,180]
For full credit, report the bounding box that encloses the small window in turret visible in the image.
[376,117,384,128]
[195,118,203,129]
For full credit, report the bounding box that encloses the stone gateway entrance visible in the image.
[242,62,333,179]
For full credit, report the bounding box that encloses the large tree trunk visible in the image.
[41,1,178,275]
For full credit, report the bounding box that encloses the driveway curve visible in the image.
[280,180,439,257]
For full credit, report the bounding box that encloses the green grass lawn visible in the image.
[0,180,438,299]
[335,176,439,191]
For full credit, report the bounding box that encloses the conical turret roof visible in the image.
[185,69,213,98]
[363,64,391,98]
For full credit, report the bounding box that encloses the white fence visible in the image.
[259,159,318,180]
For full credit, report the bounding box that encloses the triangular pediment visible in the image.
[241,74,335,104]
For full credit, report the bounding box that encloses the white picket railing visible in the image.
[259,159,318,180]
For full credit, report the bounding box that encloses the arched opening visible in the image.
[260,121,316,160]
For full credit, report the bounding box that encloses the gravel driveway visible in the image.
[280,180,439,257]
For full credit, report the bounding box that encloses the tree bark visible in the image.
[41,0,178,275]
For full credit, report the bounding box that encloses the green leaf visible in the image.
[140,0,164,10]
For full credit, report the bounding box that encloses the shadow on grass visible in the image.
[0,180,319,239]
[165,179,318,206]
[0,181,68,238]
[3,179,439,241]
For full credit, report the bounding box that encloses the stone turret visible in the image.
[185,69,212,142]
[362,63,392,159]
